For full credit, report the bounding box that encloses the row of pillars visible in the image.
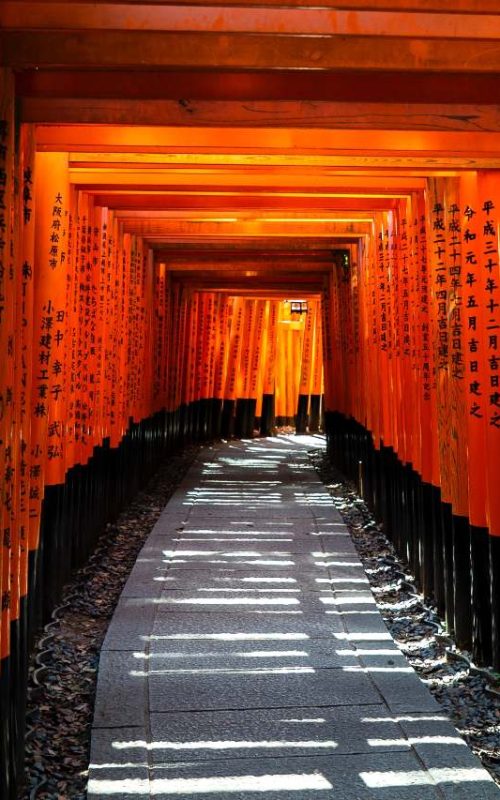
[325,411,500,670]
[178,392,323,440]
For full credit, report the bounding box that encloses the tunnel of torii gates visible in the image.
[6,0,500,794]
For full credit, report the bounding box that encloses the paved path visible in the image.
[88,435,499,799]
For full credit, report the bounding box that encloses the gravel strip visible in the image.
[20,444,200,800]
[309,448,500,788]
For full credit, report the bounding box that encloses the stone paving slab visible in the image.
[142,547,361,572]
[88,744,499,800]
[154,509,192,527]
[147,551,341,571]
[143,589,333,610]
[169,528,354,541]
[340,609,399,637]
[148,665,382,713]
[181,496,338,510]
[149,607,345,637]
[169,529,328,555]
[154,537,326,554]
[147,634,360,668]
[88,726,149,800]
[173,520,351,539]
[147,704,409,763]
[355,653,443,714]
[141,587,356,600]
[93,651,148,727]
[187,507,318,520]
[121,561,169,598]
[176,520,311,531]
[149,569,343,592]
[146,753,500,800]
[311,535,359,554]
[133,752,474,800]
[101,599,156,652]
[89,435,499,799]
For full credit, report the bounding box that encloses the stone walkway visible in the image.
[88,435,499,799]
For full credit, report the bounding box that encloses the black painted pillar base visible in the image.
[221,399,235,439]
[420,481,436,599]
[452,515,472,651]
[398,457,409,561]
[247,399,257,437]
[441,501,455,634]
[27,545,42,651]
[198,398,211,440]
[190,400,201,441]
[489,535,500,670]
[235,398,257,438]
[187,401,195,440]
[428,484,445,617]
[235,398,247,438]
[295,394,308,434]
[322,410,336,460]
[39,484,63,622]
[371,446,383,522]
[359,429,374,508]
[1,656,12,800]
[178,403,188,441]
[9,607,28,789]
[380,446,395,543]
[260,394,275,437]
[210,398,223,439]
[408,467,423,590]
[309,395,321,432]
[470,525,492,666]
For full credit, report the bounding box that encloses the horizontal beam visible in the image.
[62,154,459,178]
[46,153,500,169]
[113,210,376,220]
[17,69,500,105]
[169,276,326,291]
[170,286,325,298]
[166,270,328,280]
[12,0,500,13]
[34,125,500,158]
[119,219,371,237]
[64,154,438,173]
[163,260,333,272]
[4,30,500,71]
[64,156,455,181]
[92,194,395,211]
[154,237,357,253]
[69,169,421,191]
[4,4,500,38]
[160,249,337,259]
[22,98,500,132]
